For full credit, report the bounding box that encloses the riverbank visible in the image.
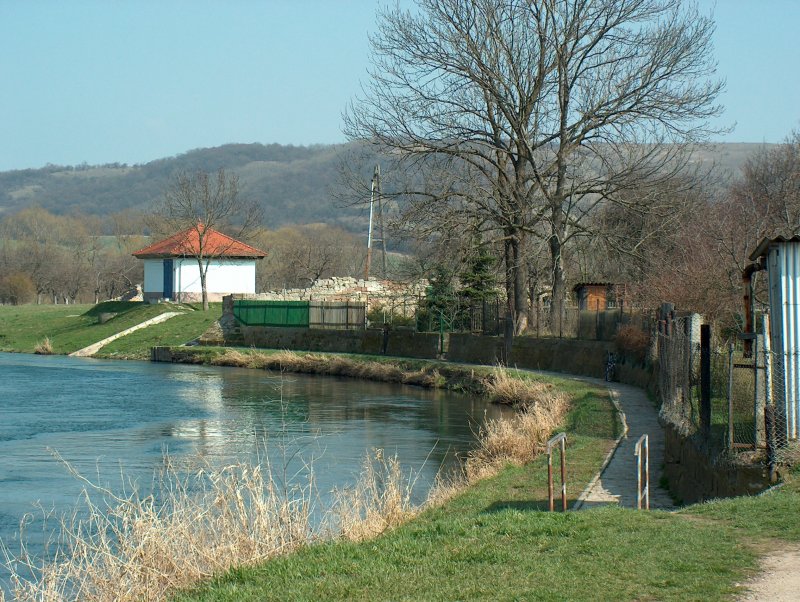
[5,304,800,600]
[0,302,219,357]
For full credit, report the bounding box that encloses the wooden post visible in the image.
[727,343,735,449]
[700,324,712,442]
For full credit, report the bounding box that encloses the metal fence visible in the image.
[528,307,655,341]
[233,300,366,330]
[412,300,653,341]
[415,298,506,335]
[656,313,800,465]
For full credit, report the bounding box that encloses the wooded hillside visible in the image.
[0,142,765,232]
[0,142,379,232]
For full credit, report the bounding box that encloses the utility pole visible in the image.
[364,165,388,280]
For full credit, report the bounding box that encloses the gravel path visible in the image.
[738,545,800,601]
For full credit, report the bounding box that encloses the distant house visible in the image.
[132,226,266,303]
[573,282,629,311]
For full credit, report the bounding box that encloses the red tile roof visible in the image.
[132,225,267,259]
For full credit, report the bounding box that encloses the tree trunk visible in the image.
[548,226,566,335]
[199,261,209,311]
[510,235,528,335]
[504,238,514,321]
[504,230,528,335]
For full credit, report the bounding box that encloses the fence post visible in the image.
[546,433,567,512]
[700,324,711,443]
[754,333,765,451]
[727,343,735,449]
[634,434,650,510]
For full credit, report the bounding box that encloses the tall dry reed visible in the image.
[3,456,312,602]
[329,449,418,542]
[33,337,53,355]
[466,368,570,481]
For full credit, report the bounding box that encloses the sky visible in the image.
[0,0,798,172]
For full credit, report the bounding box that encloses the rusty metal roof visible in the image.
[749,235,800,262]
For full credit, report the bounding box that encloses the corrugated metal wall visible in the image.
[767,242,800,440]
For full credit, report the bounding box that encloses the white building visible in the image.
[132,226,266,302]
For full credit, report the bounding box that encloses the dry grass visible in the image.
[483,366,559,406]
[466,369,570,481]
[210,349,450,389]
[33,336,53,355]
[330,449,418,542]
[3,456,312,602]
[1,449,425,602]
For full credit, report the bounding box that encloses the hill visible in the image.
[0,142,378,232]
[0,141,772,231]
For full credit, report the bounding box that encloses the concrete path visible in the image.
[69,311,184,357]
[573,379,674,510]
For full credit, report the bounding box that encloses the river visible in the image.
[0,351,507,590]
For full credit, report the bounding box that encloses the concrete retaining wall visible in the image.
[237,326,440,359]
[448,334,615,380]
[664,424,774,503]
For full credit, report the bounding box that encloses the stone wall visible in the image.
[245,277,427,313]
[664,424,774,503]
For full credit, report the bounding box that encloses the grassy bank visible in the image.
[170,383,793,601]
[0,302,219,357]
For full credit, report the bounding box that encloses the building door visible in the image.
[163,258,174,300]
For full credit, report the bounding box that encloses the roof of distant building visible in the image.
[132,225,267,259]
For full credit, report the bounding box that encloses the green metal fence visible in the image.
[233,300,310,327]
[233,300,366,329]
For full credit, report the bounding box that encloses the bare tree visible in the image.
[255,224,365,291]
[154,169,261,310]
[345,0,723,331]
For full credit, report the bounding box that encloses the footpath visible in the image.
[572,377,674,509]
[69,311,184,357]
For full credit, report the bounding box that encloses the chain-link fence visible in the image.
[657,314,800,465]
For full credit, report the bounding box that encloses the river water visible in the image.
[0,352,506,588]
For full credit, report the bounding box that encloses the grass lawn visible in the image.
[94,305,221,360]
[0,302,220,355]
[172,376,771,602]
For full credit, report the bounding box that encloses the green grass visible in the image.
[684,474,800,541]
[0,302,219,355]
[94,306,221,360]
[172,379,767,602]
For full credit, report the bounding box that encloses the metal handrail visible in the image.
[634,434,650,510]
[546,433,567,512]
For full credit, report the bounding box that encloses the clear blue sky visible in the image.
[0,0,797,172]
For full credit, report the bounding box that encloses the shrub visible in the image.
[615,325,651,364]
[33,336,53,355]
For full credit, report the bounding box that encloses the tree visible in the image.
[254,224,365,291]
[459,238,499,302]
[345,0,723,332]
[154,169,261,310]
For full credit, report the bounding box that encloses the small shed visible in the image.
[573,283,628,311]
[749,235,800,440]
[132,226,266,303]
